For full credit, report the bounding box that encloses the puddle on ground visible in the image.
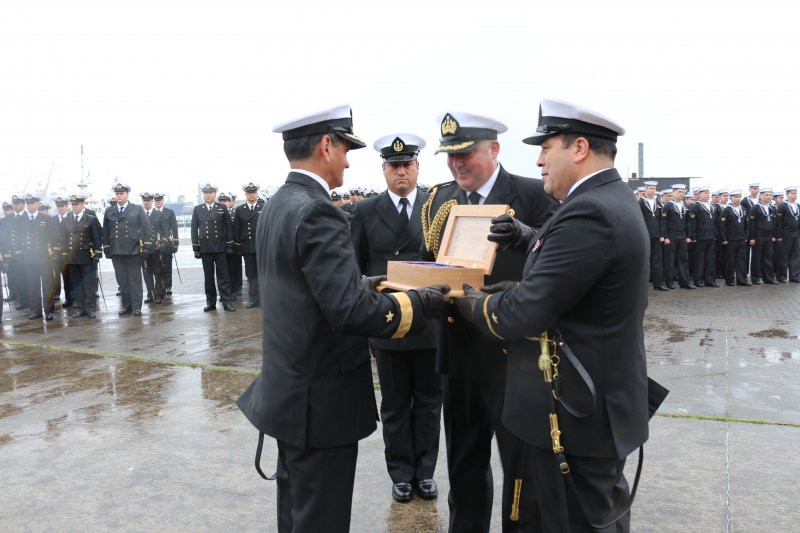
[645,317,714,345]
[748,329,799,339]
[756,348,797,363]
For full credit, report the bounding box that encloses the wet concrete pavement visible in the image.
[1,250,799,531]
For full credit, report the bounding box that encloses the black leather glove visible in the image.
[455,283,484,318]
[194,250,202,259]
[361,274,386,292]
[487,214,536,251]
[481,280,519,294]
[410,284,451,319]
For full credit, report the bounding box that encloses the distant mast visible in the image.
[77,144,88,196]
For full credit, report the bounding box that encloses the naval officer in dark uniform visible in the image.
[220,191,243,301]
[422,111,558,532]
[236,105,449,533]
[233,182,264,308]
[64,194,102,318]
[18,194,56,320]
[190,184,235,312]
[153,193,179,295]
[102,183,154,316]
[140,192,165,304]
[350,133,442,503]
[456,98,664,532]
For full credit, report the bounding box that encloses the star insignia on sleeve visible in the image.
[385,310,394,323]
[492,312,499,324]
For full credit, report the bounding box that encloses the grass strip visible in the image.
[655,412,800,428]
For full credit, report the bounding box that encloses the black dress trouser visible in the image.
[375,347,441,484]
[528,446,631,533]
[276,440,358,533]
[243,253,259,304]
[112,255,144,312]
[442,375,538,532]
[69,262,98,312]
[201,252,232,306]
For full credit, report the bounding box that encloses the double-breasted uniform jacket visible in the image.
[776,201,800,237]
[233,201,264,254]
[64,211,103,264]
[145,208,166,249]
[191,202,233,254]
[719,204,747,241]
[159,207,179,252]
[688,201,716,241]
[747,203,777,241]
[350,188,438,351]
[102,203,154,256]
[237,172,432,449]
[420,165,558,380]
[469,169,650,459]
[660,200,688,240]
[638,196,661,239]
[17,213,54,265]
[1,214,21,262]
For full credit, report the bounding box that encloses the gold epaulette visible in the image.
[422,181,458,257]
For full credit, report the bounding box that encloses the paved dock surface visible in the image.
[1,247,798,531]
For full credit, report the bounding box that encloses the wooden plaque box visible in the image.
[381,204,511,296]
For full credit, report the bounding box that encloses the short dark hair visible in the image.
[560,133,617,161]
[283,133,341,161]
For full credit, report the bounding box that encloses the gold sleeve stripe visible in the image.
[483,294,505,340]
[388,292,413,339]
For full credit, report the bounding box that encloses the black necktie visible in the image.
[468,192,481,205]
[399,198,410,228]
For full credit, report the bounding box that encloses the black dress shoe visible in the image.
[87,311,96,319]
[28,312,42,320]
[725,282,735,286]
[63,302,74,308]
[203,305,216,312]
[752,279,763,285]
[166,290,172,295]
[116,291,121,296]
[72,310,88,318]
[706,283,720,288]
[695,282,705,287]
[764,279,778,284]
[777,279,787,283]
[153,298,163,304]
[223,303,236,312]
[790,279,800,283]
[653,286,669,291]
[415,479,438,499]
[246,301,260,308]
[681,284,696,290]
[16,304,27,310]
[144,298,153,304]
[738,281,752,286]
[132,310,142,316]
[45,314,53,321]
[391,482,413,503]
[119,308,132,316]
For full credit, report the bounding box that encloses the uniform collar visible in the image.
[292,169,331,196]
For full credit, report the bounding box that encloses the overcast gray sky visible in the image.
[2,1,798,202]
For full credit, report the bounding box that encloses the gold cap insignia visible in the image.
[70,195,78,201]
[116,183,123,189]
[392,138,405,152]
[441,114,458,136]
